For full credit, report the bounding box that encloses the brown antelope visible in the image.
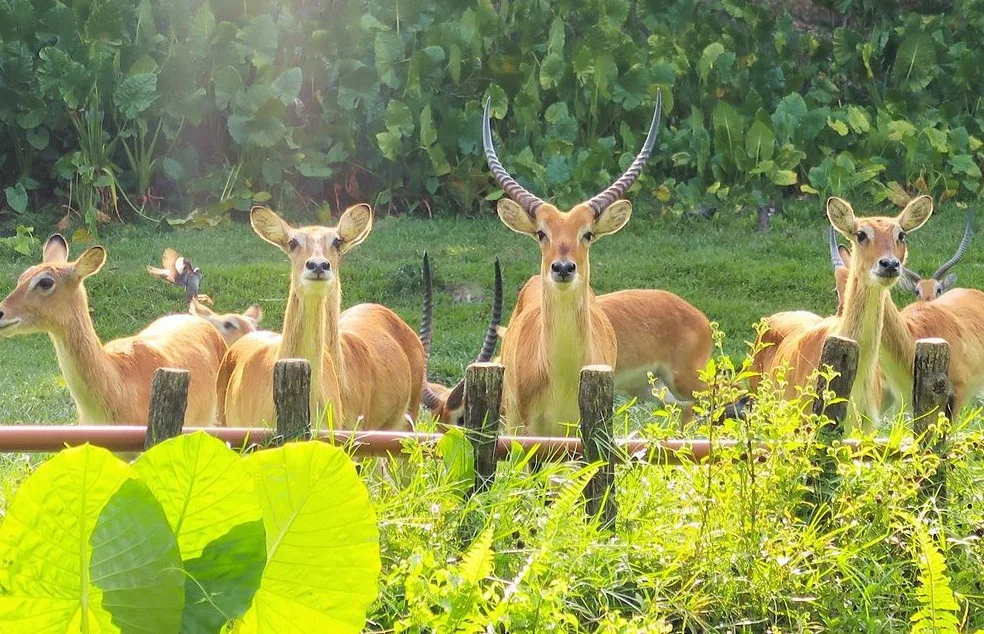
[505,275,712,407]
[749,227,847,390]
[421,256,504,425]
[764,196,934,431]
[190,298,262,346]
[898,209,974,302]
[826,210,984,416]
[0,235,226,425]
[485,92,662,435]
[216,204,426,429]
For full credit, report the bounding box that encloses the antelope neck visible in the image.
[278,284,329,397]
[48,288,119,423]
[540,276,592,374]
[835,268,888,420]
[878,299,917,398]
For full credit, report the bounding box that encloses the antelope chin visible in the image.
[0,318,23,336]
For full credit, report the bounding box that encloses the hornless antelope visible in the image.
[421,256,504,425]
[0,235,226,425]
[765,196,935,431]
[217,205,426,429]
[190,298,262,346]
[898,209,974,302]
[485,92,662,435]
[505,275,712,407]
[828,210,984,415]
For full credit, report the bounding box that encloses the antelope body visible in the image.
[217,205,425,429]
[0,235,225,425]
[485,92,663,435]
[762,196,934,431]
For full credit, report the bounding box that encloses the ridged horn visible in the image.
[932,209,974,280]
[483,97,544,216]
[585,89,663,216]
[419,252,443,412]
[828,226,844,269]
[476,257,503,362]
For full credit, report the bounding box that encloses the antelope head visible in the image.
[190,298,263,346]
[483,91,662,291]
[249,203,373,296]
[898,209,974,301]
[826,195,934,290]
[0,234,106,337]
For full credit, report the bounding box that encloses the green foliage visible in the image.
[2,0,984,224]
[911,518,961,634]
[0,437,380,633]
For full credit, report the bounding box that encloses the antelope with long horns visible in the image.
[0,235,226,425]
[486,91,662,435]
[765,196,934,430]
[898,209,974,302]
[421,256,504,425]
[217,204,426,428]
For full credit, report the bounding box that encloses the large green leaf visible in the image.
[893,33,936,91]
[0,445,184,632]
[235,442,380,634]
[115,72,158,119]
[134,432,266,634]
[272,68,302,105]
[745,120,775,163]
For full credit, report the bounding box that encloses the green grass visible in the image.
[0,199,982,423]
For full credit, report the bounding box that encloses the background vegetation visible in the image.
[1,0,983,238]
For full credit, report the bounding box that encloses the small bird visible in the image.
[147,248,212,304]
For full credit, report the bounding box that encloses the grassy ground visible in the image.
[0,199,981,424]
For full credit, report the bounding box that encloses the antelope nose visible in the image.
[0,310,4,320]
[878,257,900,273]
[550,260,576,281]
[305,259,331,274]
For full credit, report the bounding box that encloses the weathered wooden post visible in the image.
[912,338,951,505]
[463,362,504,493]
[145,368,190,449]
[810,335,859,503]
[579,365,617,530]
[273,358,312,444]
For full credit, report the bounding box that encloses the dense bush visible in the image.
[0,0,982,232]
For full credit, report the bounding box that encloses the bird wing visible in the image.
[161,248,180,272]
[146,265,176,283]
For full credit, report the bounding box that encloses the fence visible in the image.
[0,337,954,526]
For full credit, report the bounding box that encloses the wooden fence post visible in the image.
[145,368,190,449]
[579,365,617,530]
[809,335,859,504]
[463,362,504,493]
[912,338,951,505]
[274,359,312,444]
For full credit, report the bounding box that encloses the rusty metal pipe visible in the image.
[0,426,888,465]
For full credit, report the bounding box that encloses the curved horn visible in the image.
[828,226,844,269]
[932,209,974,280]
[476,257,503,362]
[585,89,663,215]
[901,266,922,285]
[419,252,444,412]
[483,97,544,215]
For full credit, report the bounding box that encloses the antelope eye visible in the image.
[36,277,54,291]
[331,237,342,250]
[287,238,299,251]
[898,231,906,243]
[856,231,867,243]
[223,321,236,331]
[535,230,547,242]
[583,231,595,242]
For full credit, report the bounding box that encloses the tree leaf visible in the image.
[134,432,266,633]
[272,67,302,105]
[385,100,414,137]
[115,72,158,119]
[827,117,849,136]
[0,445,184,631]
[893,33,936,91]
[376,131,402,160]
[26,127,49,151]
[540,53,565,90]
[213,66,242,110]
[5,184,28,213]
[846,106,870,134]
[745,120,775,163]
[420,104,438,148]
[235,443,380,634]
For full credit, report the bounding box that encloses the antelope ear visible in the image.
[826,197,856,237]
[594,200,632,237]
[838,245,852,269]
[43,234,69,264]
[250,206,292,249]
[74,246,106,279]
[337,203,373,254]
[243,304,263,323]
[897,195,934,232]
[189,299,214,318]
[942,272,957,292]
[497,199,537,236]
[446,381,465,412]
